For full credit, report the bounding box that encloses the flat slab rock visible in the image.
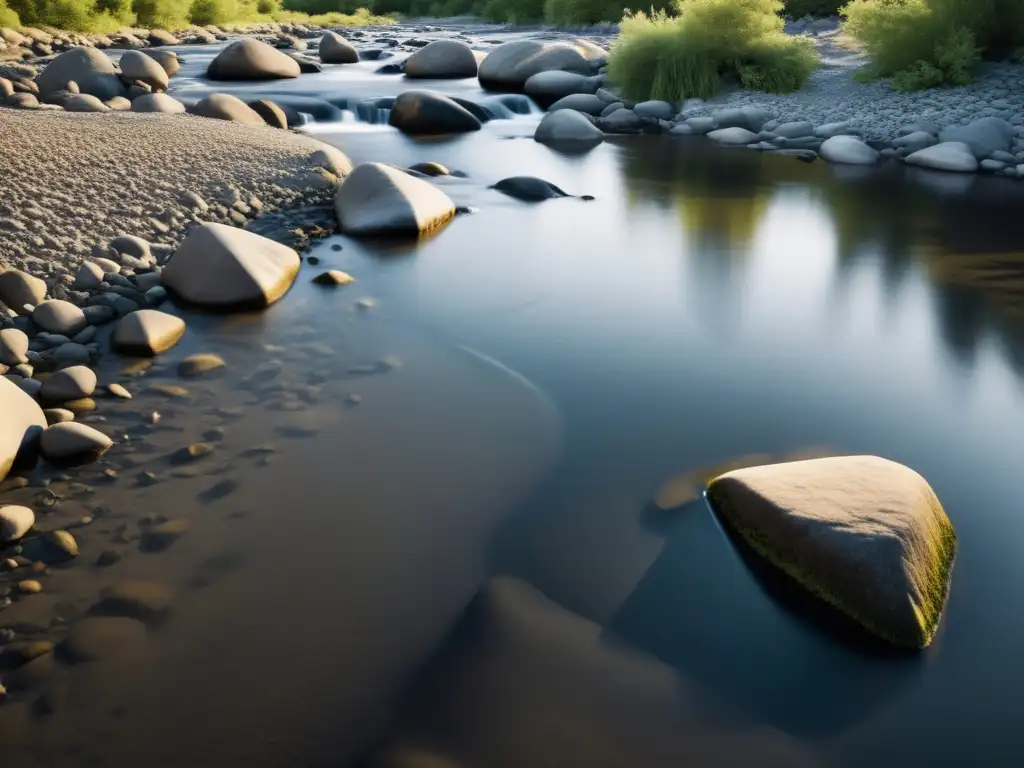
[707,455,956,649]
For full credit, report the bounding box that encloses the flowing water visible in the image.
[3,26,1024,767]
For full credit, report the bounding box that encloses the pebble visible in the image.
[140,519,189,552]
[17,579,43,594]
[312,270,356,286]
[39,530,79,563]
[149,383,190,398]
[95,550,122,567]
[178,353,225,378]
[107,383,132,399]
[0,505,35,543]
[40,421,112,461]
[170,442,215,464]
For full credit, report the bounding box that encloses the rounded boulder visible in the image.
[334,162,456,236]
[0,376,46,482]
[207,39,300,81]
[404,39,478,79]
[119,50,168,91]
[162,223,300,309]
[35,47,115,97]
[388,90,481,135]
[319,31,358,64]
[131,93,186,114]
[193,93,266,127]
[112,309,186,356]
[478,40,601,92]
[534,109,603,150]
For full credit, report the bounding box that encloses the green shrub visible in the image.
[608,0,819,101]
[1,0,21,25]
[132,0,191,26]
[8,0,98,29]
[187,0,239,24]
[544,0,627,25]
[784,0,841,16]
[843,0,1024,90]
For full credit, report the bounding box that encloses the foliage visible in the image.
[783,0,841,16]
[544,0,631,26]
[608,0,819,101]
[843,0,1024,90]
[133,0,190,27]
[0,0,21,24]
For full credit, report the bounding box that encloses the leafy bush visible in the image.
[784,0,841,16]
[1,0,21,25]
[544,0,628,25]
[843,0,1024,90]
[608,0,819,101]
[132,0,191,27]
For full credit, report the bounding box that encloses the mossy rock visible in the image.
[706,455,956,649]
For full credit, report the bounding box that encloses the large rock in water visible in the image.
[706,455,957,649]
[193,93,266,127]
[207,38,300,80]
[404,39,478,79]
[478,40,602,92]
[0,376,46,482]
[35,47,118,99]
[388,90,481,135]
[319,31,358,64]
[523,70,593,108]
[534,109,603,149]
[162,223,300,309]
[334,162,455,236]
[904,141,979,173]
[820,135,879,165]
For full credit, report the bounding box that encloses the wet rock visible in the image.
[192,93,266,127]
[17,579,42,594]
[820,135,879,165]
[0,376,47,483]
[388,90,481,135]
[404,39,478,79]
[312,270,356,287]
[0,504,34,543]
[91,580,172,625]
[111,309,186,356]
[40,422,112,462]
[107,383,132,399]
[335,162,455,236]
[0,640,51,666]
[42,408,74,425]
[32,300,87,336]
[523,70,592,108]
[60,616,147,663]
[207,38,300,80]
[143,49,180,76]
[534,109,603,149]
[0,328,29,366]
[95,549,122,567]
[40,365,96,403]
[706,455,956,649]
[63,397,96,414]
[491,176,570,201]
[53,342,92,365]
[177,353,225,378]
[478,40,600,92]
[707,127,759,145]
[140,518,188,552]
[36,529,79,563]
[319,31,358,64]
[938,117,1014,159]
[149,383,190,398]
[904,142,979,173]
[163,223,300,309]
[170,442,214,464]
[408,162,451,177]
[548,93,605,115]
[247,97,288,129]
[0,269,47,312]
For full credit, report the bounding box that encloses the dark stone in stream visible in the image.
[248,98,289,129]
[376,63,404,75]
[289,55,322,74]
[491,176,572,202]
[388,90,481,135]
[139,519,189,552]
[359,48,390,60]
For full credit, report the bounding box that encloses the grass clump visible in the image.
[843,0,1024,90]
[608,0,819,101]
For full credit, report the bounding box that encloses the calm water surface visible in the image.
[3,32,1024,767]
